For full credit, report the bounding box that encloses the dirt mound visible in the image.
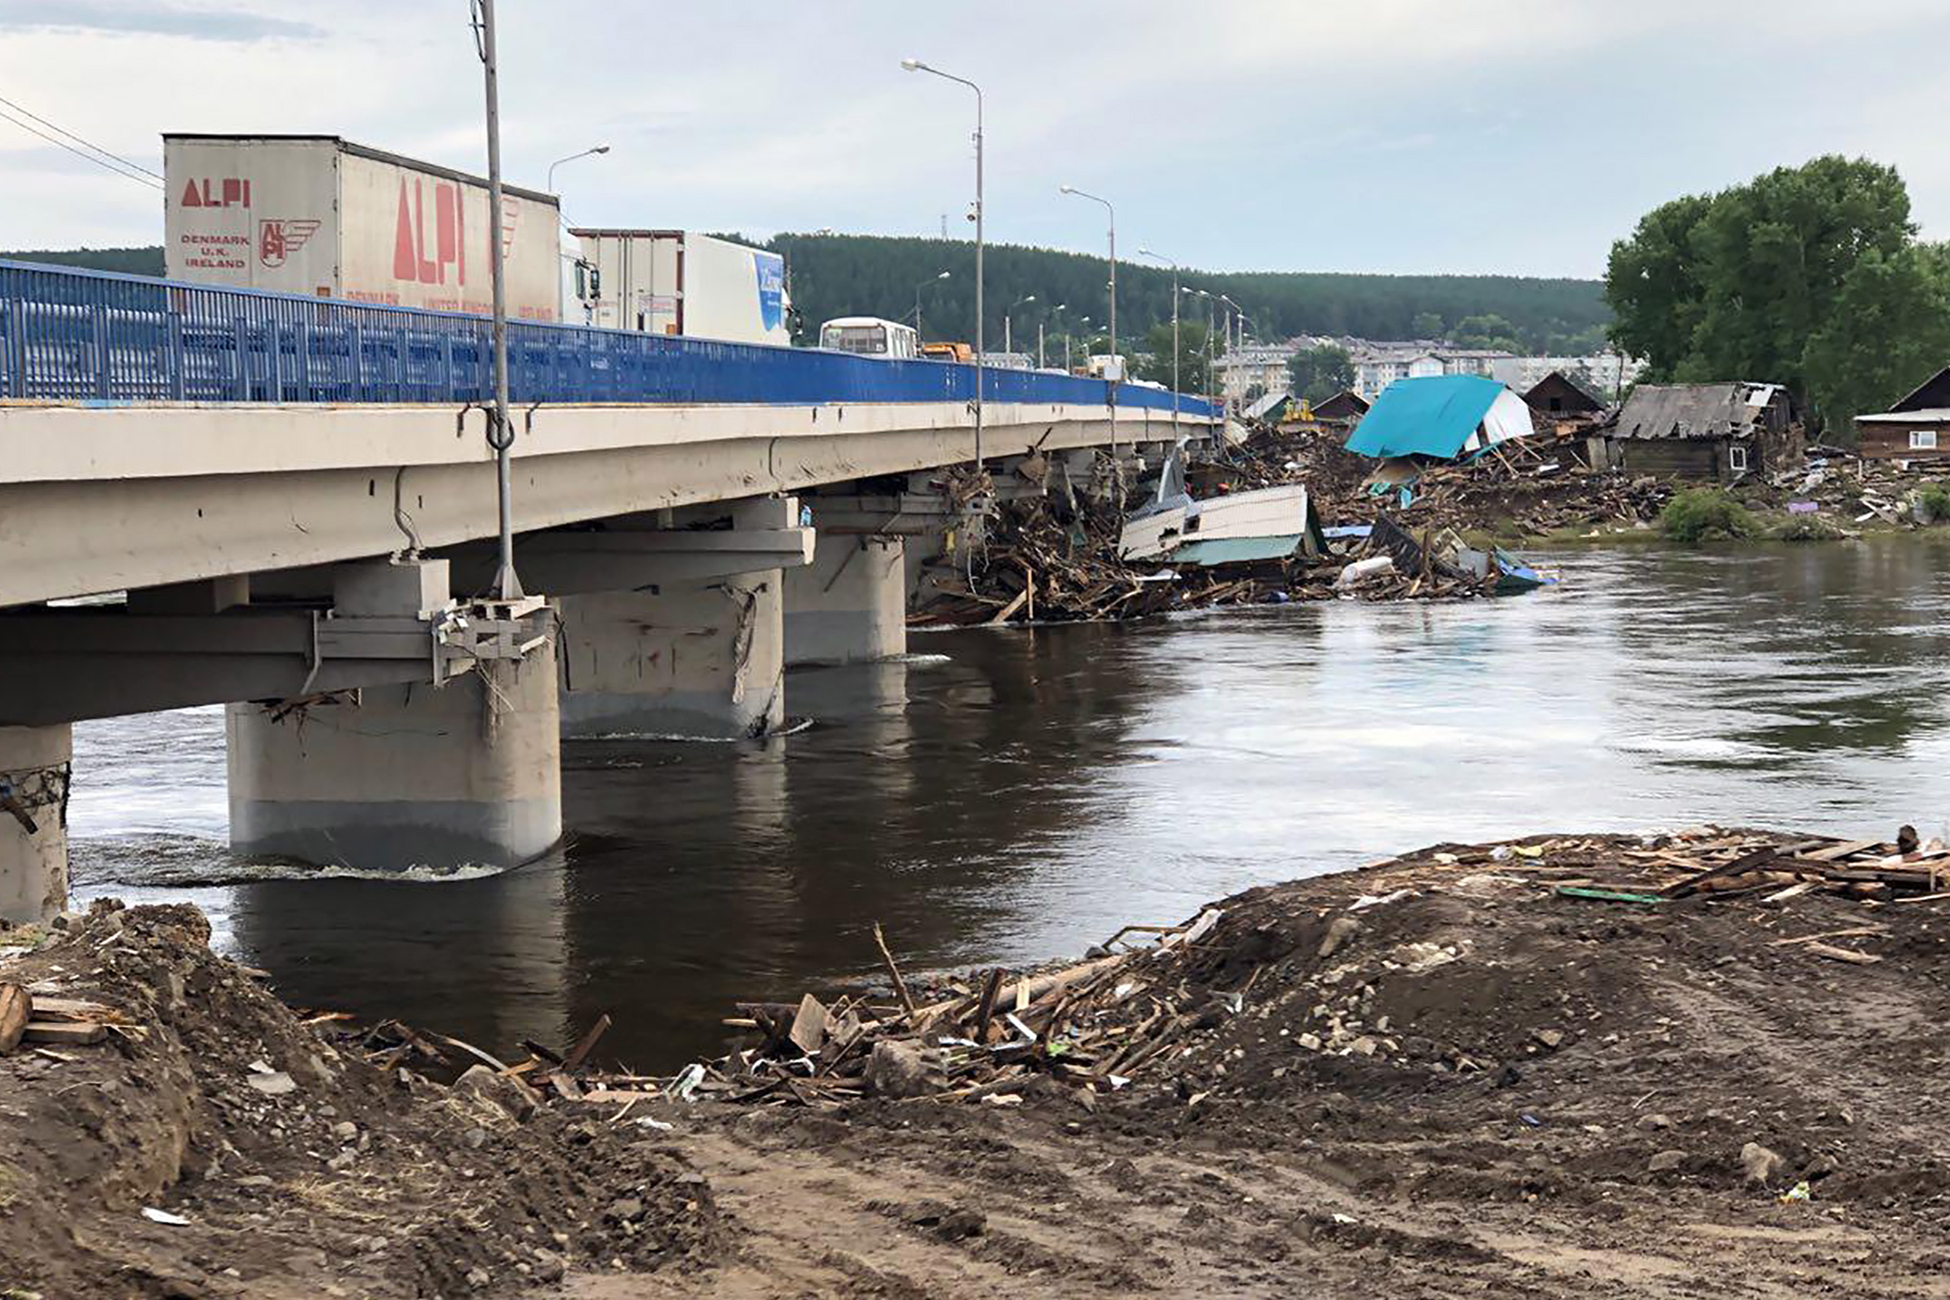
[0,901,724,1298]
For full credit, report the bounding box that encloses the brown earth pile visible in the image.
[0,901,722,1299]
[564,826,1950,1298]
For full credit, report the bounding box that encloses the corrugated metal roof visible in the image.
[1608,383,1784,440]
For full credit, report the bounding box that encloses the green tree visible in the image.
[1604,193,1711,377]
[1286,343,1354,403]
[1604,157,1948,431]
[1411,311,1444,338]
[1133,320,1210,392]
[1445,313,1523,351]
[1802,246,1950,430]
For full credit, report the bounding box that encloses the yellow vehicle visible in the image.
[919,341,973,362]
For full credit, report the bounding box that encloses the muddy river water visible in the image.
[68,537,1950,1068]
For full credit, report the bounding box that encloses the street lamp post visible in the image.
[1138,249,1180,435]
[903,58,985,468]
[1039,302,1065,370]
[1059,184,1117,458]
[546,143,610,193]
[1004,293,1035,356]
[914,269,950,336]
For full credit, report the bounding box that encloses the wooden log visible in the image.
[1803,942,1882,966]
[870,922,918,1020]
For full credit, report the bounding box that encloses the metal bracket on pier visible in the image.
[432,596,551,685]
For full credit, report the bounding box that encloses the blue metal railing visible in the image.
[0,260,1217,417]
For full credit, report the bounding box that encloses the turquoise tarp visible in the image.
[1344,375,1502,459]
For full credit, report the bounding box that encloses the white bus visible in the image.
[819,316,920,359]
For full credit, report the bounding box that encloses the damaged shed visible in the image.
[1598,382,1800,482]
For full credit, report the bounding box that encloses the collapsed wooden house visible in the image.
[1595,382,1801,481]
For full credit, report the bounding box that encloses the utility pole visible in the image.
[473,0,520,599]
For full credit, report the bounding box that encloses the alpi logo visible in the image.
[258,219,321,268]
[179,177,251,208]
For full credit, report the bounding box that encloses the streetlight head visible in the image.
[1024,295,1036,304]
[1138,247,1154,257]
[937,271,951,279]
[901,57,922,71]
[1059,184,1075,194]
[592,145,611,155]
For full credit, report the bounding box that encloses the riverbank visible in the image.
[9,824,1948,1297]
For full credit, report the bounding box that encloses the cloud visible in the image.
[0,0,319,41]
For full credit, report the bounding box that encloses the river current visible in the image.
[69,538,1950,1068]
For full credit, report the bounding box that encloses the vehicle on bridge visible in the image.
[163,133,572,322]
[818,316,919,359]
[919,341,972,362]
[572,228,790,345]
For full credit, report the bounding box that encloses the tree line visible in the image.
[1605,155,1950,432]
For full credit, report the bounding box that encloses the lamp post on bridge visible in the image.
[1137,248,1180,437]
[1003,294,1035,357]
[1059,184,1117,462]
[902,58,986,468]
[913,269,950,337]
[1039,302,1065,370]
[546,144,610,194]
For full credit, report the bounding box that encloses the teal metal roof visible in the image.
[1168,535,1304,566]
[1345,375,1503,459]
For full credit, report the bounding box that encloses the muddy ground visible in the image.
[6,832,1950,1297]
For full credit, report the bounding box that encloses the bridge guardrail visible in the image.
[0,260,1217,418]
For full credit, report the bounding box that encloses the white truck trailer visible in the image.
[571,229,789,345]
[163,134,568,321]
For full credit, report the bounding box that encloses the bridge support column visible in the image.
[557,573,785,739]
[0,724,72,923]
[784,535,906,666]
[227,557,562,870]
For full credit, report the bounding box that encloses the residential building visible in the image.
[1214,344,1300,404]
[1599,382,1800,481]
[1491,353,1646,401]
[1854,365,1950,460]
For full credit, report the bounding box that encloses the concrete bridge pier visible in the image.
[0,724,72,923]
[557,573,786,739]
[784,534,907,666]
[227,559,563,870]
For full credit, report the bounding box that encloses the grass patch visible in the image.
[1660,488,1760,543]
[1917,483,1950,523]
[1775,514,1847,542]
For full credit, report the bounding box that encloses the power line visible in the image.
[0,105,163,190]
[0,91,163,181]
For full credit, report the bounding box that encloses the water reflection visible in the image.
[67,537,1950,1068]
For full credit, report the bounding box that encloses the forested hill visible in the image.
[759,234,1608,351]
[3,237,1610,351]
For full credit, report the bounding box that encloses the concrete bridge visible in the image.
[0,260,1218,921]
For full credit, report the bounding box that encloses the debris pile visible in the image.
[0,901,723,1299]
[579,824,1945,1114]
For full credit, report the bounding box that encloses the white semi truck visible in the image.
[571,229,790,346]
[163,134,569,321]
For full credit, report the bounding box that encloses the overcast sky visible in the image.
[3,0,1949,278]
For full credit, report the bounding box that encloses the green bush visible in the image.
[1917,484,1950,523]
[1660,488,1760,543]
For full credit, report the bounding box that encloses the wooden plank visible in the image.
[561,1013,612,1074]
[1798,838,1885,863]
[1772,926,1886,947]
[0,983,28,1054]
[23,1020,105,1046]
[871,922,918,1020]
[1662,845,1782,897]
